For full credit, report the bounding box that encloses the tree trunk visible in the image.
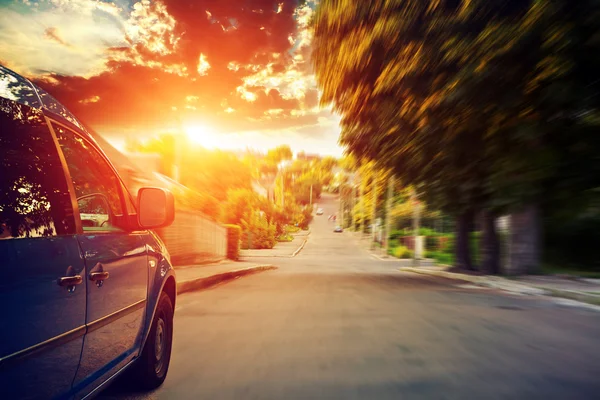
[455,209,475,270]
[506,204,541,275]
[480,209,500,274]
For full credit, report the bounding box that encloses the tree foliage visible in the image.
[313,0,600,213]
[313,0,600,271]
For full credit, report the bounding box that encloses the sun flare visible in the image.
[184,125,220,149]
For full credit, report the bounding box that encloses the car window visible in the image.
[53,123,125,232]
[34,85,85,131]
[0,98,75,239]
[0,66,42,108]
[122,182,137,215]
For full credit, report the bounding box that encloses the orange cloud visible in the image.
[25,0,336,150]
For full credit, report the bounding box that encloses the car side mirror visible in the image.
[77,193,112,229]
[137,187,175,229]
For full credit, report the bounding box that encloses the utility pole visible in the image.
[360,178,365,238]
[385,174,394,255]
[340,186,345,228]
[412,187,421,266]
[309,184,313,206]
[281,171,285,208]
[351,184,356,231]
[371,173,377,250]
[338,185,343,226]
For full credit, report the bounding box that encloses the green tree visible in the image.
[220,188,256,225]
[266,145,293,165]
[313,0,600,273]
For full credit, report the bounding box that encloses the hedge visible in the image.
[223,224,241,260]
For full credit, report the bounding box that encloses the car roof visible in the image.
[0,64,92,139]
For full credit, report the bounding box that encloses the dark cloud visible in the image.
[44,27,71,47]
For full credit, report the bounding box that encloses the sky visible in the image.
[0,0,343,156]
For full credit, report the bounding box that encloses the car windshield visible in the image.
[2,1,600,399]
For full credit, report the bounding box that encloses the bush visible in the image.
[439,235,454,252]
[392,245,413,259]
[427,251,454,265]
[277,233,294,242]
[286,225,301,233]
[389,229,404,240]
[298,205,313,230]
[425,236,438,250]
[240,213,277,249]
[418,227,437,236]
[223,224,241,260]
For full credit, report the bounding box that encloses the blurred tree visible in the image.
[266,145,293,164]
[319,156,338,172]
[290,172,323,205]
[186,149,252,202]
[313,0,600,273]
[220,188,257,226]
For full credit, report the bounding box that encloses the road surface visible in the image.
[102,194,600,399]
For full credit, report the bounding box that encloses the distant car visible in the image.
[0,65,177,399]
[316,208,324,215]
[334,226,343,233]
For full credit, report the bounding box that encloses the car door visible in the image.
[0,98,86,399]
[52,122,149,397]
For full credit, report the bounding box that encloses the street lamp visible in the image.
[277,160,292,208]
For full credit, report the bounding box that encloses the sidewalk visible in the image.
[400,266,600,308]
[175,261,277,295]
[239,230,309,258]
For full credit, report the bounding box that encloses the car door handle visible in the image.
[89,271,110,281]
[57,275,83,287]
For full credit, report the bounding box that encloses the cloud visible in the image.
[44,27,71,47]
[4,0,340,153]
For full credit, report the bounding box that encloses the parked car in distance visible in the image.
[0,65,177,400]
[334,226,343,233]
[316,208,324,215]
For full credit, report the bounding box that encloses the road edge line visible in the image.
[176,265,277,295]
[291,238,308,257]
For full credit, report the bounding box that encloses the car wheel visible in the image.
[132,292,174,390]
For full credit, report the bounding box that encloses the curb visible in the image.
[176,265,277,295]
[399,267,547,295]
[400,267,600,309]
[545,288,600,307]
[292,230,311,237]
[291,238,307,257]
[240,235,309,258]
[369,252,436,264]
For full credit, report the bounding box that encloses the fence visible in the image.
[157,209,227,266]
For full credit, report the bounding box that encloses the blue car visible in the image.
[0,65,177,399]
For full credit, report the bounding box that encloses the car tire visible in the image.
[132,292,174,390]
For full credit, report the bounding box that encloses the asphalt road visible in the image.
[102,194,600,400]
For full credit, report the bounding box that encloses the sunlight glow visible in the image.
[184,125,220,148]
[197,53,210,76]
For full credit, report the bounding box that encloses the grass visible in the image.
[285,225,301,233]
[539,263,600,279]
[277,233,294,242]
[546,288,600,306]
[426,251,454,266]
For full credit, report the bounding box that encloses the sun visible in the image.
[184,125,220,148]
